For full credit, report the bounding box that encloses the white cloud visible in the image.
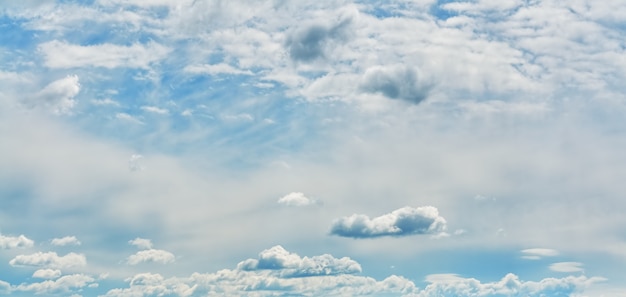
[115,112,144,125]
[418,273,605,297]
[32,269,62,279]
[128,237,152,249]
[184,63,253,76]
[550,262,585,273]
[236,245,361,277]
[521,248,559,260]
[127,249,175,265]
[330,206,447,238]
[128,155,144,172]
[277,192,317,207]
[32,75,80,115]
[14,274,96,295]
[141,106,169,115]
[91,98,120,106]
[38,40,171,69]
[51,236,81,246]
[0,234,34,249]
[0,280,10,294]
[9,252,87,269]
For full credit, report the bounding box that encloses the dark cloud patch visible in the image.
[285,12,354,62]
[330,206,447,238]
[360,65,431,104]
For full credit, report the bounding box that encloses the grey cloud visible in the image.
[360,65,431,104]
[237,245,361,277]
[285,11,355,62]
[330,206,447,238]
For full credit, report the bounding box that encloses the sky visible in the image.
[1,0,626,296]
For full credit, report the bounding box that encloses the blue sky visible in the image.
[1,0,626,296]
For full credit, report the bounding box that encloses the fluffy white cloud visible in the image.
[0,280,9,294]
[31,75,80,115]
[51,236,81,246]
[38,40,171,69]
[0,234,34,249]
[127,249,176,265]
[236,245,361,277]
[277,192,317,207]
[521,248,559,260]
[32,269,62,279]
[14,274,96,295]
[417,273,605,297]
[9,252,87,269]
[550,262,585,273]
[129,237,153,249]
[330,206,447,238]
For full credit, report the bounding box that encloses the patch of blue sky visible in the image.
[430,0,461,20]
[0,17,37,53]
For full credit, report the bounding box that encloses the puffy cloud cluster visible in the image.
[0,233,34,249]
[9,252,87,269]
[31,75,80,115]
[330,206,447,238]
[237,245,361,277]
[126,238,176,265]
[416,273,605,297]
[13,274,96,295]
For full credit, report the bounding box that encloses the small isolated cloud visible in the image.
[9,252,87,269]
[425,273,465,283]
[550,262,585,273]
[141,106,169,115]
[184,63,253,76]
[330,206,447,238]
[115,112,144,125]
[0,234,34,249]
[521,248,559,260]
[91,98,120,106]
[32,269,62,279]
[51,236,81,246]
[277,192,317,207]
[128,155,144,172]
[359,65,431,104]
[236,245,361,277]
[129,237,152,250]
[127,249,175,265]
[32,75,80,114]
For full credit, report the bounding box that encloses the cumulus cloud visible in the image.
[420,273,605,297]
[521,248,559,260]
[550,262,585,273]
[32,269,62,279]
[32,75,80,114]
[0,280,9,294]
[51,236,81,246]
[0,234,34,249]
[128,237,152,249]
[360,65,431,104]
[9,252,87,269]
[237,245,361,277]
[38,40,170,69]
[14,274,96,295]
[330,206,447,238]
[277,192,317,207]
[127,249,176,265]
